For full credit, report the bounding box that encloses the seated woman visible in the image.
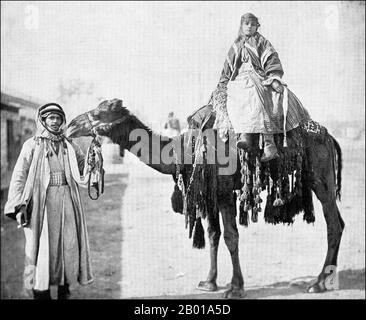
[214,13,310,161]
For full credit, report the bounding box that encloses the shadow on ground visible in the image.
[143,268,365,299]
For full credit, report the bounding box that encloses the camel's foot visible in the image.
[196,280,217,292]
[307,280,326,293]
[222,287,245,299]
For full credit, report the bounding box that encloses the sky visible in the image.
[1,1,365,130]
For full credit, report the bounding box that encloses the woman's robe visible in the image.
[216,32,310,134]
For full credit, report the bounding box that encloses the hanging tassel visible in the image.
[244,200,251,212]
[192,218,205,249]
[183,195,188,228]
[273,197,284,207]
[252,206,258,223]
[264,166,270,194]
[240,182,251,201]
[239,202,249,227]
[283,86,289,148]
[188,215,195,239]
[264,192,275,224]
[255,176,262,192]
[283,172,290,202]
[259,134,264,150]
[294,154,303,198]
[254,196,263,205]
[239,150,247,199]
[171,184,183,214]
[253,156,262,219]
[273,186,285,207]
[290,173,294,193]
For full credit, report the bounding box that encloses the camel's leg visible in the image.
[307,143,345,293]
[219,196,245,298]
[196,213,221,292]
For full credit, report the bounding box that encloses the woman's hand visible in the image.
[271,80,284,93]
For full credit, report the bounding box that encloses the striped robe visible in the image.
[216,32,310,134]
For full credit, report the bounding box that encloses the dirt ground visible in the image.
[1,137,364,299]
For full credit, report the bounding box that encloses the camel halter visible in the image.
[82,111,129,138]
[81,111,128,200]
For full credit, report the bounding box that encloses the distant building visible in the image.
[1,91,43,194]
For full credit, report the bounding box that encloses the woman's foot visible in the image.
[261,134,279,162]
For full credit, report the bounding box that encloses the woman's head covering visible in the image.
[240,13,260,27]
[237,13,260,40]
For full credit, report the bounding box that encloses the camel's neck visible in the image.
[109,114,181,175]
[126,130,178,175]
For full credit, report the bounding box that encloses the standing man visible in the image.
[4,103,94,299]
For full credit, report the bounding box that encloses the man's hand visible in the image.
[271,80,284,93]
[16,205,28,228]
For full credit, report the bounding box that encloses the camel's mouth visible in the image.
[66,99,126,139]
[66,112,94,138]
[66,111,125,139]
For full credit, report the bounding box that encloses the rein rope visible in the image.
[82,112,105,200]
[86,137,105,200]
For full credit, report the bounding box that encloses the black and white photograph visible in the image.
[1,0,364,305]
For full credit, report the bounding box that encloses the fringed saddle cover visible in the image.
[180,135,219,249]
[237,120,328,226]
[176,106,329,246]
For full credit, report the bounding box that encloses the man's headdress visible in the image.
[38,103,66,124]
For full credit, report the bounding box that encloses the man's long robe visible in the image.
[4,136,94,291]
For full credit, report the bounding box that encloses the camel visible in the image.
[66,98,344,298]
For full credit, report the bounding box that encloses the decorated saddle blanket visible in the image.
[178,105,330,248]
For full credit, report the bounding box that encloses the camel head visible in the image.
[66,99,128,138]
